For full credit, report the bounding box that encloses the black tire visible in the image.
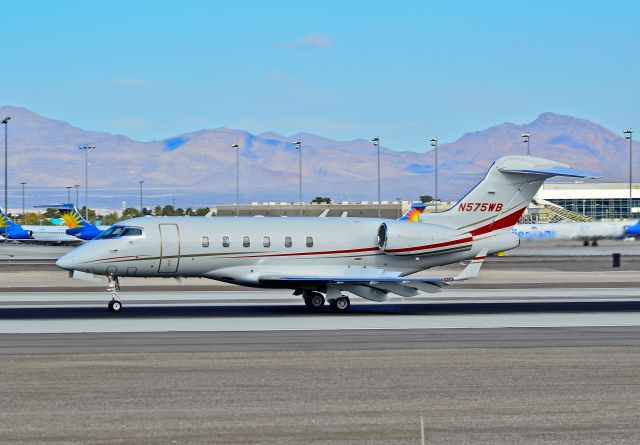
[307,292,325,311]
[330,296,350,313]
[108,300,122,313]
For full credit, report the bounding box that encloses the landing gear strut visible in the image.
[302,291,325,311]
[107,275,122,313]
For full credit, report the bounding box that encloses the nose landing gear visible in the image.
[107,275,122,313]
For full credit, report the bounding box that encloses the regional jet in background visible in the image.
[36,203,109,240]
[403,201,640,246]
[512,220,640,246]
[0,207,81,244]
[56,156,597,313]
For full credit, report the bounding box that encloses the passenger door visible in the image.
[158,224,180,274]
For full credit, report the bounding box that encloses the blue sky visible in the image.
[2,0,639,150]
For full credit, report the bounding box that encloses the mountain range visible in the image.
[0,106,634,209]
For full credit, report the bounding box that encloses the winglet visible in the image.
[319,209,330,218]
[453,248,488,281]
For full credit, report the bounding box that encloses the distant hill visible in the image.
[0,106,634,208]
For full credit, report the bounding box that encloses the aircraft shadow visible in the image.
[1,300,640,319]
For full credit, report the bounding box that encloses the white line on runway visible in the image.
[1,313,639,334]
[0,288,639,334]
[2,288,640,302]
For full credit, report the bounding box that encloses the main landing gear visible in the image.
[301,290,351,313]
[107,275,122,313]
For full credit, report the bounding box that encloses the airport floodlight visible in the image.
[20,182,26,225]
[74,184,80,207]
[294,140,302,216]
[430,137,438,212]
[65,186,72,203]
[521,133,530,155]
[79,145,95,219]
[2,116,10,240]
[371,137,381,217]
[138,180,144,214]
[624,129,634,218]
[232,144,240,216]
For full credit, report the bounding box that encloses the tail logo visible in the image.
[59,208,84,229]
[399,203,427,222]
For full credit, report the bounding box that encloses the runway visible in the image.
[1,288,640,334]
[2,260,640,443]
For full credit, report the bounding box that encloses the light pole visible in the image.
[294,140,302,216]
[372,137,381,218]
[138,180,144,214]
[521,133,530,155]
[624,129,633,218]
[2,116,10,216]
[396,197,402,219]
[65,186,72,203]
[20,182,26,225]
[79,145,95,220]
[430,137,438,212]
[232,143,240,216]
[74,185,80,208]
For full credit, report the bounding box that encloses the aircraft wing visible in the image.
[260,249,487,299]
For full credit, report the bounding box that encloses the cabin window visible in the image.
[263,236,271,248]
[222,236,230,247]
[284,236,292,248]
[243,236,250,247]
[306,236,313,248]
[201,236,209,248]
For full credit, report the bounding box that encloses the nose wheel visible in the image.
[107,275,122,313]
[108,299,122,313]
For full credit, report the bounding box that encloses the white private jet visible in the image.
[56,155,596,313]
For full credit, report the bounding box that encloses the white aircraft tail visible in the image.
[428,156,598,236]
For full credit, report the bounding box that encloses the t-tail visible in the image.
[0,207,32,239]
[427,156,599,235]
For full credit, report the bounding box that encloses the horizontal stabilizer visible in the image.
[499,166,601,179]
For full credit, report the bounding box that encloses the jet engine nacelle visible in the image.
[377,221,472,256]
[6,226,33,239]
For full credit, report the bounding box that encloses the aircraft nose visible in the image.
[56,253,75,270]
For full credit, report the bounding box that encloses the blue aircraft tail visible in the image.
[0,208,33,239]
[36,203,103,240]
[397,202,428,222]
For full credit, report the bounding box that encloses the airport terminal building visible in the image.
[537,183,640,220]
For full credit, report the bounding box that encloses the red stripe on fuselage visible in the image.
[469,207,527,236]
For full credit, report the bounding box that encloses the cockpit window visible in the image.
[122,227,143,236]
[95,226,144,239]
